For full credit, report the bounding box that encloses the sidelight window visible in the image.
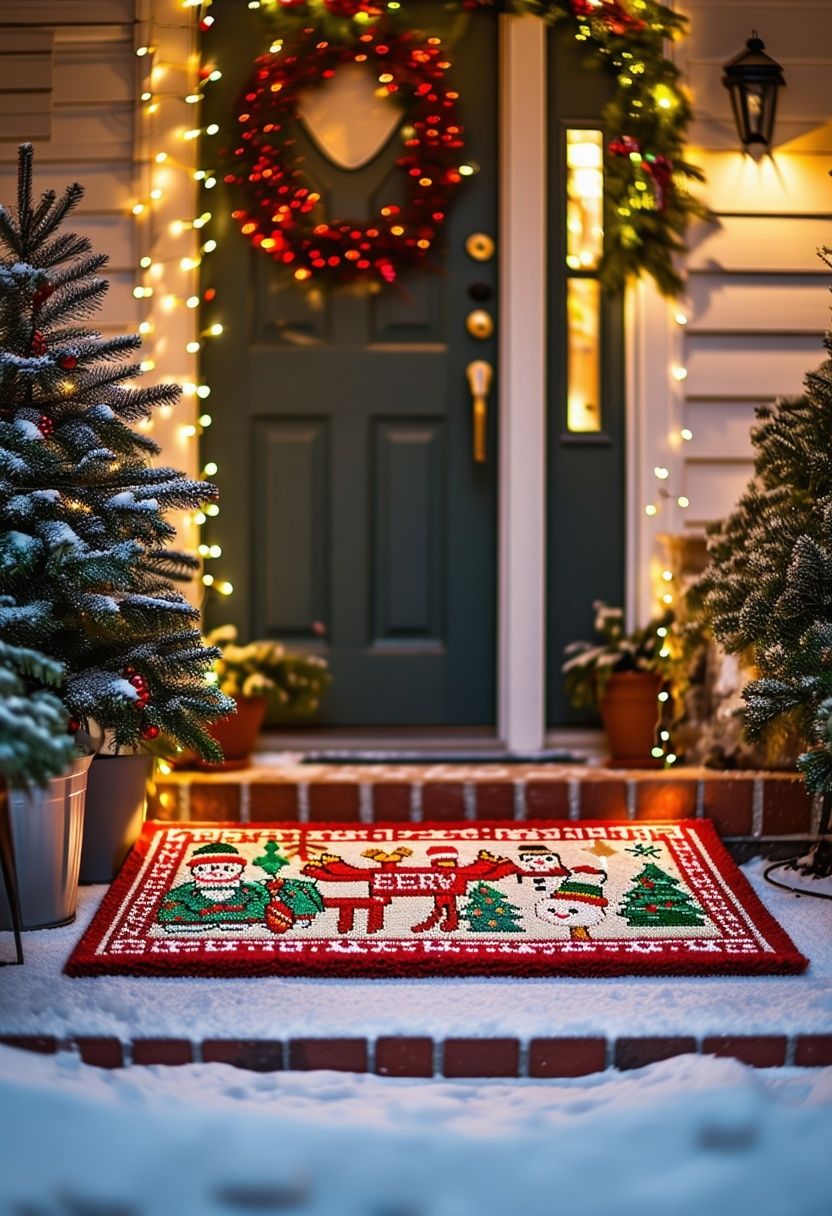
[564,128,603,434]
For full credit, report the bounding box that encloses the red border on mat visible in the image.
[65,819,809,978]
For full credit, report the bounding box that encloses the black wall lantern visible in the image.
[722,32,785,149]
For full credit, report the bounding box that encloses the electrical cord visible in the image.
[763,859,832,900]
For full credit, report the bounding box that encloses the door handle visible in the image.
[466,359,493,464]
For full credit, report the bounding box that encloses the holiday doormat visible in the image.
[65,820,808,978]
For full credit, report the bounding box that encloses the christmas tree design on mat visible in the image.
[463,882,524,933]
[618,863,707,928]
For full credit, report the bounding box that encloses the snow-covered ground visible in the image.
[1,1045,831,1216]
[1,860,830,1040]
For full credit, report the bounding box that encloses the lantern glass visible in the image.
[722,33,785,148]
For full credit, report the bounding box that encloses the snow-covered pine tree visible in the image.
[0,144,233,760]
[0,639,75,788]
[694,252,832,874]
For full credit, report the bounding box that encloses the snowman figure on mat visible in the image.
[534,863,609,940]
[516,843,570,895]
[157,842,270,931]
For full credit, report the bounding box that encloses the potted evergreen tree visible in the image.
[695,257,832,886]
[0,145,234,883]
[0,639,82,954]
[562,602,672,767]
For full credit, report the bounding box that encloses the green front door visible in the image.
[201,5,499,726]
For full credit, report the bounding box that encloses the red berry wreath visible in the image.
[224,21,468,288]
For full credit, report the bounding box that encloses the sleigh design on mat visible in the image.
[65,820,808,978]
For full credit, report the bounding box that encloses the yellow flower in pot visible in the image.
[562,602,673,769]
[182,627,332,771]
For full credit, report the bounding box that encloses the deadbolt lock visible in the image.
[465,232,495,262]
[466,309,494,340]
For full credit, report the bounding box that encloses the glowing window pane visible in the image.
[567,278,601,433]
[565,129,603,271]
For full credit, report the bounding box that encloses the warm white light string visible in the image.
[132,0,232,602]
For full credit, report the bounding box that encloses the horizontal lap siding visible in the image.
[678,0,832,531]
[0,0,138,335]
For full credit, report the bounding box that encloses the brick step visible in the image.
[147,764,817,843]
[3,1031,831,1075]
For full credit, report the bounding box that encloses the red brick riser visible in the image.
[3,1032,831,1074]
[146,766,818,843]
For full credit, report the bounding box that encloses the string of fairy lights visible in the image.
[644,303,696,766]
[130,0,232,603]
[130,0,696,764]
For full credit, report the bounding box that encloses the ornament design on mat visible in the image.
[224,19,468,289]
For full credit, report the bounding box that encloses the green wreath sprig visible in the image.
[243,0,708,295]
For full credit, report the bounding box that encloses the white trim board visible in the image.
[498,13,548,751]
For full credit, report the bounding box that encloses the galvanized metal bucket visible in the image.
[0,754,93,930]
[80,752,152,883]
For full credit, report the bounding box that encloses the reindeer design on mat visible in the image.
[303,845,517,935]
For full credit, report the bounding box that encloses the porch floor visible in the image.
[2,859,830,1075]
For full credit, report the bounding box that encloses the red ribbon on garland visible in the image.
[608,135,674,211]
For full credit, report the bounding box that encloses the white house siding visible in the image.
[0,0,139,340]
[677,0,832,532]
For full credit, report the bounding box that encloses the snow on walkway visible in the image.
[1,1045,831,1216]
[1,861,830,1040]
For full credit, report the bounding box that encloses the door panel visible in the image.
[546,28,626,727]
[253,419,329,639]
[202,3,498,725]
[372,420,446,644]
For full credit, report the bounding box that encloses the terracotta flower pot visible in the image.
[599,671,664,769]
[203,695,269,771]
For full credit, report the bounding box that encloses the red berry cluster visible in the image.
[38,415,54,437]
[225,21,467,289]
[31,330,47,356]
[31,281,54,311]
[59,354,78,370]
[125,667,160,739]
[570,0,645,34]
[323,0,380,15]
[277,0,380,12]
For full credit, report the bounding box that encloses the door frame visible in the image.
[498,13,547,751]
[498,14,671,750]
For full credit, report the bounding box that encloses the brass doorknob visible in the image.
[466,360,493,464]
[466,232,495,262]
[466,309,494,340]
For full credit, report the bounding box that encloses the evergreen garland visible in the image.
[507,0,707,294]
[0,145,233,761]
